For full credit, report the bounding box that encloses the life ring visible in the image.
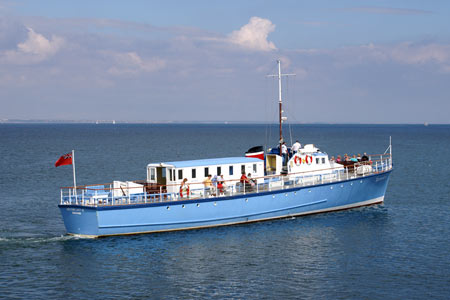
[305,155,313,165]
[294,156,301,166]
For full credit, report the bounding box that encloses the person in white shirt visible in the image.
[291,140,301,154]
[281,142,288,165]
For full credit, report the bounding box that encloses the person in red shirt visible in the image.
[240,172,248,184]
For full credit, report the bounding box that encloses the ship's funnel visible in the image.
[245,146,265,160]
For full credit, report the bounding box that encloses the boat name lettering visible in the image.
[67,208,84,212]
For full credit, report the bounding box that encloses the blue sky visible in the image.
[1,0,450,123]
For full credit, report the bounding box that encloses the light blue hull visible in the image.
[59,171,391,237]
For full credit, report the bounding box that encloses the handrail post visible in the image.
[159,186,162,202]
[346,167,349,180]
[60,189,63,204]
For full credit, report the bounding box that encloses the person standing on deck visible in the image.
[179,178,190,198]
[203,174,212,196]
[292,140,301,154]
[281,142,288,165]
[211,174,218,196]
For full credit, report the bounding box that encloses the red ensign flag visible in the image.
[55,153,73,167]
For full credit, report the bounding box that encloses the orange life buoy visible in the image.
[294,156,301,166]
[305,155,313,165]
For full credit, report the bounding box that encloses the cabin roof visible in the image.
[147,157,262,169]
[311,152,327,157]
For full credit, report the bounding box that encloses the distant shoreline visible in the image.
[0,120,447,125]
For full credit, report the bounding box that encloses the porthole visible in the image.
[285,193,288,197]
[272,195,275,198]
[182,205,185,208]
[350,183,353,186]
[245,198,248,202]
[214,202,217,206]
[196,203,200,207]
[330,186,333,190]
[340,184,344,188]
[294,192,297,195]
[308,190,312,193]
[166,206,170,210]
[360,180,363,183]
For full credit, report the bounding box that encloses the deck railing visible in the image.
[60,154,392,206]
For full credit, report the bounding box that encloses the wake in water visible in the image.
[0,234,83,245]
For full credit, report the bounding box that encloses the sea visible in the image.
[0,123,449,300]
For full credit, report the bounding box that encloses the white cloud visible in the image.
[107,51,166,75]
[357,42,450,72]
[0,27,64,64]
[389,43,450,65]
[301,42,450,73]
[228,17,277,51]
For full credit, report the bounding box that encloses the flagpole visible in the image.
[72,150,77,196]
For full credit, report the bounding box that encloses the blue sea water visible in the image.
[0,123,449,299]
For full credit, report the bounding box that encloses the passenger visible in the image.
[330,156,335,162]
[357,154,362,161]
[344,154,350,162]
[212,174,218,194]
[361,152,369,162]
[281,142,288,165]
[336,155,342,163]
[350,155,358,162]
[240,172,248,184]
[217,175,226,195]
[240,172,249,192]
[179,178,190,199]
[203,174,212,196]
[247,173,256,191]
[291,140,301,154]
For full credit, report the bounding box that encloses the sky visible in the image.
[1,0,450,123]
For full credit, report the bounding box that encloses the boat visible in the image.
[58,60,393,238]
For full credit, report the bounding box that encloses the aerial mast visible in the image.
[268,60,295,154]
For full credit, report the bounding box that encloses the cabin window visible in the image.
[178,169,183,180]
[241,165,245,174]
[192,168,196,179]
[322,158,325,164]
[229,166,234,176]
[316,158,319,164]
[217,166,222,176]
[169,169,172,181]
[204,167,209,177]
[150,168,155,181]
[172,170,175,181]
[253,164,257,173]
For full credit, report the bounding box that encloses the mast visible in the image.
[268,60,295,154]
[278,60,282,150]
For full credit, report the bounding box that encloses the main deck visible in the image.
[59,154,392,208]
